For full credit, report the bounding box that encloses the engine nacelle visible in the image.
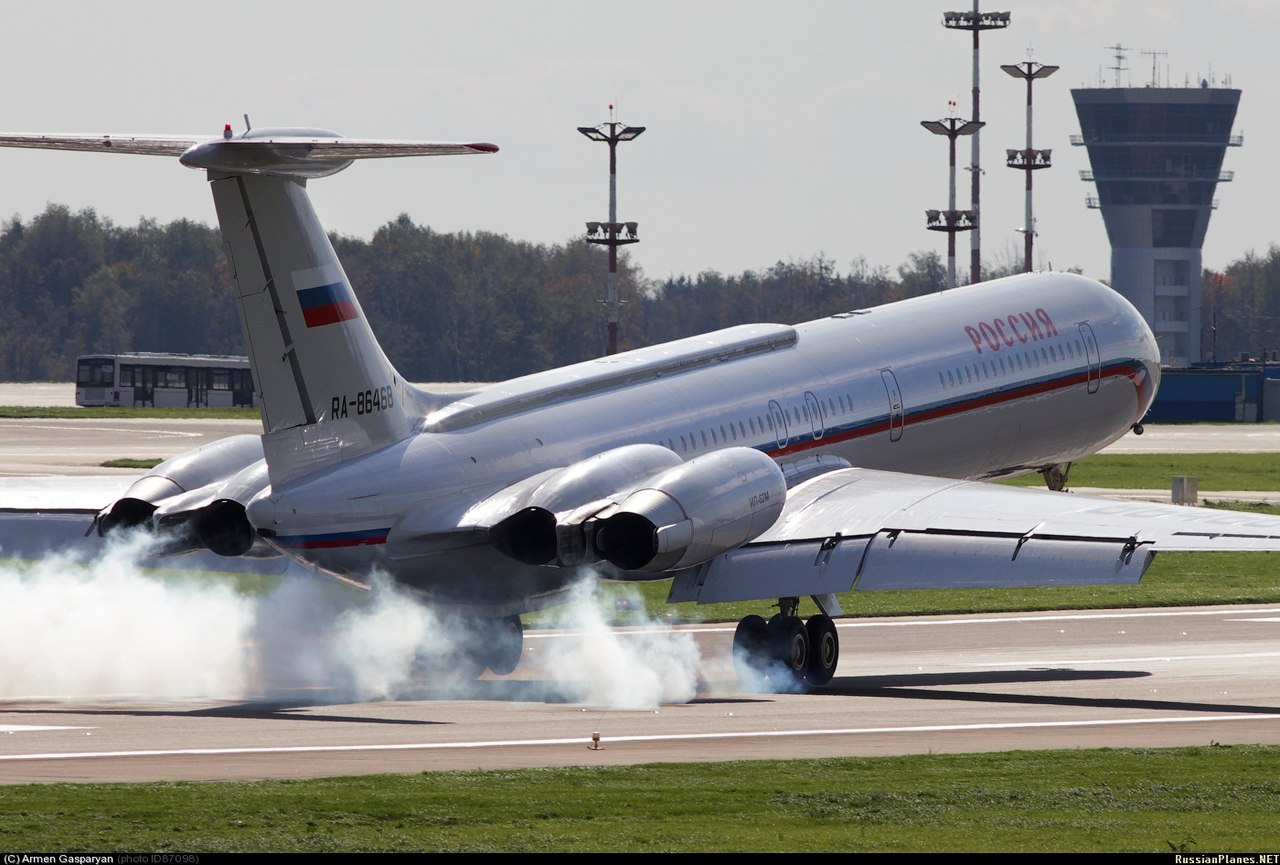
[488,443,684,566]
[95,435,276,559]
[153,498,258,557]
[95,434,265,538]
[592,447,786,572]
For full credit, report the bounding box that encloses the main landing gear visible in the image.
[445,614,525,680]
[731,597,839,690]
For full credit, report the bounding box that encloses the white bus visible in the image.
[75,352,257,408]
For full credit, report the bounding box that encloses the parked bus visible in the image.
[75,352,256,408]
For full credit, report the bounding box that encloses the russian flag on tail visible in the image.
[298,282,358,328]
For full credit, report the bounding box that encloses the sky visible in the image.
[0,1,1273,287]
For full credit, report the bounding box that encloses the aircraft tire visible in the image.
[451,650,488,681]
[484,614,525,676]
[804,614,839,687]
[768,614,809,687]
[732,614,771,682]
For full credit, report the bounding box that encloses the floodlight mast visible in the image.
[923,109,984,289]
[943,4,1011,284]
[579,106,644,356]
[1002,59,1058,273]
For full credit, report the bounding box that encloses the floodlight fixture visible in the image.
[579,107,644,355]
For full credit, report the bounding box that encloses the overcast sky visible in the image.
[1,1,1272,287]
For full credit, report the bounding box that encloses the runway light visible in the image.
[590,731,602,750]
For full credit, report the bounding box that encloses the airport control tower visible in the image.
[1071,74,1241,367]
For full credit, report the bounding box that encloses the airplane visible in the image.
[3,123,1280,691]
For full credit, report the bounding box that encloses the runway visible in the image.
[2,604,1279,784]
[1,390,1278,784]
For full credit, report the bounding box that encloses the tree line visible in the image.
[0,203,1276,382]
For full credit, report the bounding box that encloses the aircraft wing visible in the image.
[0,133,498,159]
[668,467,1280,605]
[0,475,138,512]
[0,476,293,577]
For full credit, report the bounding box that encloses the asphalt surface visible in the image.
[2,605,1278,783]
[1,383,1278,784]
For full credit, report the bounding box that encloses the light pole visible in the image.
[579,108,644,355]
[923,109,984,289]
[943,5,1011,284]
[1002,59,1058,272]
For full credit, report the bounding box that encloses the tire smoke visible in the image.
[0,534,703,708]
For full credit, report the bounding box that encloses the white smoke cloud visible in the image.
[0,536,706,708]
[534,579,703,708]
[0,532,254,700]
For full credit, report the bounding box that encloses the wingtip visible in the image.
[468,142,500,153]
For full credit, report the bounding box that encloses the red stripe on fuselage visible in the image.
[768,362,1144,459]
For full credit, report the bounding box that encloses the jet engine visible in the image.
[489,445,786,574]
[94,434,274,558]
[488,443,683,566]
[592,447,786,572]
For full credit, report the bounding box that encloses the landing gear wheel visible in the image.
[768,615,809,688]
[484,614,524,676]
[732,614,770,683]
[451,648,487,681]
[1133,422,1145,435]
[804,614,839,687]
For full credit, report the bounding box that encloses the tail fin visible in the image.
[0,127,497,484]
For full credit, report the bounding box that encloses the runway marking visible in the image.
[830,608,1280,628]
[976,650,1280,667]
[610,607,1280,638]
[0,423,203,439]
[0,725,89,733]
[3,714,1279,763]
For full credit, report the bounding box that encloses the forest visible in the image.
[1,203,1276,382]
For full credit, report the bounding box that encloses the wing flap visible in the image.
[758,467,1280,550]
[850,531,1150,590]
[669,529,1149,605]
[668,536,869,604]
[669,466,1280,605]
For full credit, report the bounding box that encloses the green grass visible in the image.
[0,405,259,420]
[998,452,1280,491]
[2,746,1277,852]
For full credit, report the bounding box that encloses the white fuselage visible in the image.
[247,271,1160,614]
